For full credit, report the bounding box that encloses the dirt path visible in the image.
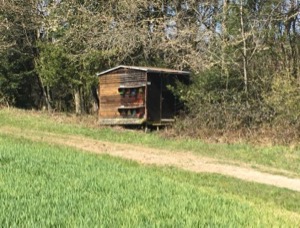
[2,126,300,192]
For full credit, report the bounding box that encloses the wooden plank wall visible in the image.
[120,71,146,87]
[99,69,146,118]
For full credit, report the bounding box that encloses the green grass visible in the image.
[0,108,299,175]
[1,134,300,227]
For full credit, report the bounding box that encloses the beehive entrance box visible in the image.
[97,65,190,126]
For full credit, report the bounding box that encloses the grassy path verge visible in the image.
[1,108,299,176]
[1,126,300,192]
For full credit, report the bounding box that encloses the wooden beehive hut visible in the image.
[96,65,190,126]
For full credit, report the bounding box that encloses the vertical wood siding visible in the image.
[99,69,146,118]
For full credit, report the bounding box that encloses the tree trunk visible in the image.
[74,88,81,115]
[80,86,85,114]
[221,0,230,91]
[240,2,248,98]
[37,74,52,112]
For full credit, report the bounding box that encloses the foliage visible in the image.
[174,0,300,133]
[0,0,42,108]
[265,74,300,125]
[36,42,76,111]
[0,49,41,108]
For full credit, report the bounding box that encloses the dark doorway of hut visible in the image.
[146,73,180,127]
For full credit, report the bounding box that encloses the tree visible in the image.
[0,0,43,108]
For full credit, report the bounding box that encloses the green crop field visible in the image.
[1,108,300,226]
[1,135,300,227]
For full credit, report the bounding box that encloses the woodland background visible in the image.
[0,0,299,143]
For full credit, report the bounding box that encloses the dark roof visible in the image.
[96,65,190,76]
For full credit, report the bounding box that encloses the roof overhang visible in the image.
[96,65,190,77]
